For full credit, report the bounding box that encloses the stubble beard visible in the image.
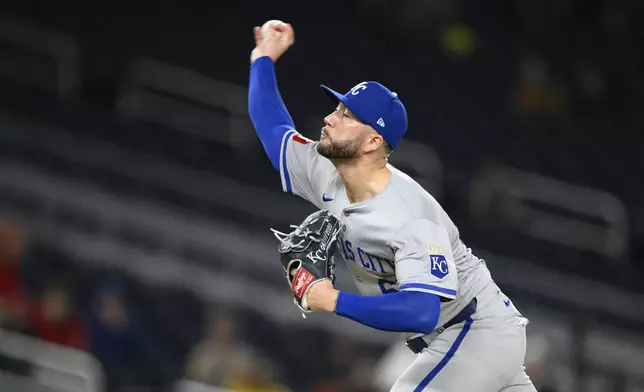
[317,135,362,160]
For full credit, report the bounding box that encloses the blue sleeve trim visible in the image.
[279,130,296,193]
[248,56,296,170]
[400,283,457,298]
[335,290,440,334]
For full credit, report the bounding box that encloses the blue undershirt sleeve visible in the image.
[248,56,296,170]
[335,290,441,334]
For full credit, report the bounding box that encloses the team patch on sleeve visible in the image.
[427,244,449,279]
[293,134,312,145]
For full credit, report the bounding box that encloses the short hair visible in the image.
[383,141,393,157]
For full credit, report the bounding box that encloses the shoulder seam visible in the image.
[387,175,442,251]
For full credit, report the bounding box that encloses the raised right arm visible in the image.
[248,56,296,170]
[247,23,335,205]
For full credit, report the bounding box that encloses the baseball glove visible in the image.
[271,209,342,317]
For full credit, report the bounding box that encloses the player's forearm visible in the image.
[248,56,296,169]
[334,290,440,334]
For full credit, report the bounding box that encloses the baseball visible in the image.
[260,19,287,40]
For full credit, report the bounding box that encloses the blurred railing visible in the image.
[0,113,313,227]
[0,329,103,392]
[116,57,257,155]
[0,16,80,100]
[0,329,236,392]
[470,165,630,260]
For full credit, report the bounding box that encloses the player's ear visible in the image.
[363,130,384,154]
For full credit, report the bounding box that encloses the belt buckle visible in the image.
[406,336,428,354]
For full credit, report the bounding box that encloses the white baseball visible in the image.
[260,19,287,41]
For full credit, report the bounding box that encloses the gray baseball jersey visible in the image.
[278,130,537,392]
[278,130,492,332]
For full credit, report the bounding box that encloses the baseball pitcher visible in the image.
[248,21,537,392]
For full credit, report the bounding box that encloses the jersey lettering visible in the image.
[339,236,393,275]
[344,240,356,261]
[337,240,348,259]
[369,254,385,273]
[357,247,373,270]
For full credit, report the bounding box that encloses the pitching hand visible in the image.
[250,22,295,64]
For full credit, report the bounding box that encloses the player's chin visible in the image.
[316,143,331,158]
[317,138,331,152]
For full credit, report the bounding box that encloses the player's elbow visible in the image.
[415,309,440,334]
[410,292,441,334]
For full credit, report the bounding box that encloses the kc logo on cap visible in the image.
[350,82,368,96]
[320,81,408,149]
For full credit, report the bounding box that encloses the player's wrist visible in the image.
[317,288,339,313]
[329,289,340,313]
[250,52,274,65]
[334,290,349,316]
[305,281,339,312]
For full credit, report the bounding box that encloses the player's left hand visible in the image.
[271,209,342,317]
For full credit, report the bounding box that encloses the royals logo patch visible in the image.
[426,244,449,279]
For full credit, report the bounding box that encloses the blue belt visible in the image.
[406,297,477,354]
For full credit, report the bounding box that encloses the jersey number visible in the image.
[378,279,397,294]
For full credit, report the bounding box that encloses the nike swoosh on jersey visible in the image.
[322,193,334,202]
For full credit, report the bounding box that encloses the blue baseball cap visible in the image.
[320,81,408,149]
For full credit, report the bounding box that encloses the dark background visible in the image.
[0,0,643,391]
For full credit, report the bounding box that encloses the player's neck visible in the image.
[335,160,391,204]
